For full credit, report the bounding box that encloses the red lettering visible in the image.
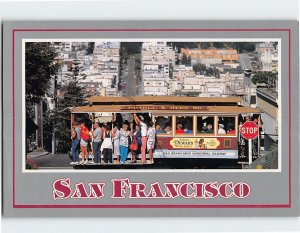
[130,183,147,198]
[204,182,219,198]
[194,183,205,198]
[53,178,71,200]
[88,183,105,199]
[234,182,250,198]
[111,178,130,198]
[179,183,194,198]
[71,182,89,198]
[219,182,234,198]
[164,183,180,198]
[147,182,164,198]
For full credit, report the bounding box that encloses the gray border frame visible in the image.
[2,20,299,217]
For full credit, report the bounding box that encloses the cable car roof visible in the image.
[72,105,261,114]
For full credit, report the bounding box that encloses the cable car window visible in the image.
[217,116,236,135]
[196,116,215,134]
[175,116,193,134]
[154,116,173,134]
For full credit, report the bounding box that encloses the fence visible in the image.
[245,150,278,169]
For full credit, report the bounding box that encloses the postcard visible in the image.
[2,20,299,217]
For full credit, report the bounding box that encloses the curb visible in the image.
[27,152,50,159]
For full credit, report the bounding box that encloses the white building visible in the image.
[143,80,169,96]
[141,41,176,95]
[256,42,278,72]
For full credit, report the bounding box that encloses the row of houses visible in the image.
[141,42,247,97]
[53,42,121,97]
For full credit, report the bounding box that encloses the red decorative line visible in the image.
[12,29,15,207]
[13,204,290,209]
[12,28,291,208]
[288,29,292,207]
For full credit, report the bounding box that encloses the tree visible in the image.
[54,60,87,152]
[234,42,257,53]
[193,63,207,74]
[181,54,191,65]
[252,71,278,86]
[192,63,220,77]
[25,42,59,117]
[121,42,142,56]
[86,42,95,55]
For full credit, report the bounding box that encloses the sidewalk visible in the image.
[28,153,72,168]
[27,151,50,159]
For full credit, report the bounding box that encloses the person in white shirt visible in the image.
[112,124,120,163]
[218,123,226,134]
[147,121,156,164]
[119,123,131,163]
[133,114,148,164]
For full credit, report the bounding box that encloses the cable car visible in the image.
[71,96,261,168]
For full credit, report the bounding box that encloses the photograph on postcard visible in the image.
[24,39,280,171]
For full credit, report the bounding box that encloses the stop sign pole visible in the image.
[248,139,253,164]
[240,121,259,164]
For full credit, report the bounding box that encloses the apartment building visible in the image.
[181,48,239,66]
[256,42,278,72]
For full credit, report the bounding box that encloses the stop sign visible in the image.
[240,121,259,140]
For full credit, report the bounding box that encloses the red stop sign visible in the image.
[240,121,259,140]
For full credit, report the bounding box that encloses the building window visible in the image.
[196,116,215,134]
[154,116,173,134]
[175,116,193,134]
[217,116,236,135]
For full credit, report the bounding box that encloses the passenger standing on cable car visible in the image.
[131,125,142,163]
[119,123,131,164]
[147,121,156,164]
[238,121,246,158]
[101,124,113,164]
[112,123,120,163]
[133,114,148,164]
[80,121,90,165]
[92,122,102,164]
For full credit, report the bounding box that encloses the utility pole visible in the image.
[52,74,58,155]
[35,100,44,148]
[243,69,252,105]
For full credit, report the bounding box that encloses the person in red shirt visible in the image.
[176,123,184,134]
[227,128,236,135]
[80,122,90,165]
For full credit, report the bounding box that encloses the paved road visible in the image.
[29,153,73,169]
[238,53,252,70]
[121,58,140,96]
[127,59,138,96]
